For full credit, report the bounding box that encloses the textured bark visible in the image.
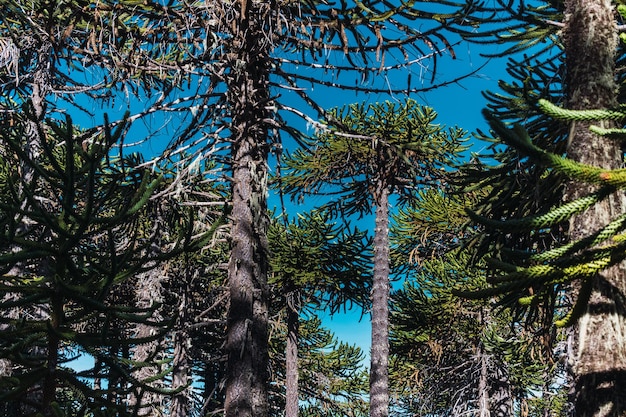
[285,294,300,417]
[370,184,390,417]
[562,1,626,415]
[224,1,272,416]
[488,361,513,417]
[477,342,490,417]
[171,282,191,417]
[128,271,166,415]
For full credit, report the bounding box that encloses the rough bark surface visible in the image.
[128,270,166,415]
[224,1,272,416]
[285,295,300,417]
[370,184,390,417]
[477,342,490,417]
[562,0,626,415]
[171,281,191,417]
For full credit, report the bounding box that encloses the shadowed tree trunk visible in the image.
[223,1,272,416]
[562,0,626,415]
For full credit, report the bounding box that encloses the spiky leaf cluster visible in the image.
[389,188,490,416]
[453,0,569,329]
[278,98,467,217]
[463,102,626,327]
[268,209,372,314]
[294,317,369,417]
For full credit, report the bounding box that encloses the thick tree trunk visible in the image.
[224,1,272,416]
[370,185,390,417]
[562,1,626,415]
[285,291,300,417]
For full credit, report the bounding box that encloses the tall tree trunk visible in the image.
[477,341,490,417]
[370,184,390,417]
[224,1,272,416]
[285,289,300,417]
[128,270,166,415]
[562,1,626,415]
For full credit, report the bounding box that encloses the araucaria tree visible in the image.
[279,99,466,417]
[268,209,371,417]
[154,2,475,416]
[0,0,481,415]
[458,0,626,415]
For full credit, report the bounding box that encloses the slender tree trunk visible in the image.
[370,184,390,417]
[562,1,626,415]
[477,341,490,417]
[285,290,300,417]
[224,1,272,416]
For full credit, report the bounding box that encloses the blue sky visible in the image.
[67,18,518,372]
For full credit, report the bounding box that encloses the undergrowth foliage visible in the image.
[0,114,191,416]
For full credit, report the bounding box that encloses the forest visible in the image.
[1,0,626,416]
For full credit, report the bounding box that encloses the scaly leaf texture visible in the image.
[465,100,626,326]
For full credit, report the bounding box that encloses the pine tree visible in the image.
[279,99,466,417]
[268,210,371,417]
[390,188,569,416]
[0,115,183,416]
[293,317,369,417]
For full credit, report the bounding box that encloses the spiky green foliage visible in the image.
[0,114,198,416]
[267,209,371,417]
[454,1,568,330]
[390,187,568,416]
[0,0,190,105]
[293,317,369,417]
[268,210,372,314]
[390,250,486,416]
[390,187,476,273]
[389,189,491,416]
[279,98,467,217]
[461,103,626,327]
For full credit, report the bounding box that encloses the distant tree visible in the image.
[279,99,466,417]
[268,210,371,417]
[293,317,369,417]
